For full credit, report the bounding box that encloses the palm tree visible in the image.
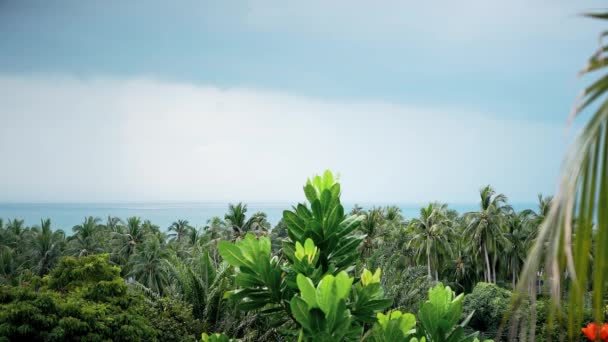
[225,203,247,237]
[112,217,147,268]
[518,11,608,335]
[168,219,193,243]
[26,219,65,276]
[521,194,552,245]
[204,216,229,241]
[142,219,160,234]
[4,219,25,250]
[128,238,170,295]
[408,203,454,281]
[224,203,270,238]
[68,216,103,257]
[186,226,203,246]
[244,212,271,234]
[464,186,511,284]
[503,211,532,289]
[360,207,385,257]
[104,216,124,233]
[0,246,17,285]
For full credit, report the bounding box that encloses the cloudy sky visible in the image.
[0,0,603,203]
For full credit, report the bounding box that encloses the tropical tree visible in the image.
[68,216,103,257]
[408,203,454,281]
[3,219,25,250]
[25,219,65,276]
[224,203,247,237]
[464,186,511,284]
[360,207,386,257]
[112,216,147,269]
[503,211,532,288]
[168,219,193,243]
[224,203,270,238]
[128,237,170,295]
[104,216,124,233]
[204,216,229,241]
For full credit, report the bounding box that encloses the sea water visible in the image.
[0,202,536,233]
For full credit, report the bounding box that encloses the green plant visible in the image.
[201,332,237,342]
[416,283,480,342]
[366,310,418,342]
[218,171,392,340]
[0,254,157,341]
[463,282,512,332]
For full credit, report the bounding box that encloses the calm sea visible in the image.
[0,202,536,233]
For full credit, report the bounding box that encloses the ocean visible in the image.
[0,202,536,233]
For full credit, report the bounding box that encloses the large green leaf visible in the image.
[297,274,317,308]
[217,241,248,267]
[290,296,312,331]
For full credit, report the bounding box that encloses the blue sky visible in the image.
[0,0,604,203]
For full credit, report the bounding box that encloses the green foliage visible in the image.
[283,170,365,274]
[463,282,511,332]
[0,169,569,340]
[367,310,417,342]
[218,233,282,310]
[46,254,121,291]
[0,254,157,341]
[139,295,202,342]
[218,171,391,340]
[416,283,479,342]
[290,272,360,341]
[201,332,237,342]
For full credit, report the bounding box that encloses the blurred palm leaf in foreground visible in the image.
[516,10,608,340]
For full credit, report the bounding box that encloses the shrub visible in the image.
[463,282,512,332]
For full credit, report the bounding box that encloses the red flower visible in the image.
[601,323,608,341]
[583,322,599,341]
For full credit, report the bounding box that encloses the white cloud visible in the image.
[0,75,564,203]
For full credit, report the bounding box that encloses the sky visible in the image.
[0,0,604,204]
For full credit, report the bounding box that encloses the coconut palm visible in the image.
[503,211,533,288]
[142,219,160,234]
[225,203,247,236]
[68,216,103,257]
[112,216,147,268]
[518,11,608,335]
[25,219,65,276]
[0,246,17,285]
[104,216,124,233]
[128,237,170,295]
[204,216,229,241]
[360,207,386,257]
[224,203,270,238]
[168,219,193,243]
[243,212,271,234]
[464,186,511,284]
[408,203,454,281]
[3,219,25,250]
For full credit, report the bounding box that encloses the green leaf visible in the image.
[290,296,311,331]
[297,274,317,308]
[316,275,337,315]
[322,170,335,190]
[334,271,353,300]
[304,183,318,203]
[217,241,248,267]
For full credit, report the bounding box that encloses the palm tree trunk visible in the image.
[492,258,497,284]
[483,244,492,284]
[435,270,438,282]
[512,269,516,289]
[427,252,432,279]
